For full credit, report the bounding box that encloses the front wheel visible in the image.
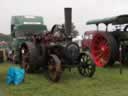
[48,54,62,82]
[78,52,96,77]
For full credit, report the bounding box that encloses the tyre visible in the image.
[48,54,62,82]
[78,52,96,77]
[20,42,46,73]
[90,32,118,67]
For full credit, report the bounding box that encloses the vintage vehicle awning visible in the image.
[86,14,128,25]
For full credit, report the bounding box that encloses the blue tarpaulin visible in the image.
[6,66,25,85]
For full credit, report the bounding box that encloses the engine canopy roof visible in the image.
[86,14,128,25]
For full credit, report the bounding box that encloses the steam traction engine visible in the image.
[42,8,95,81]
[82,15,128,67]
[11,8,95,82]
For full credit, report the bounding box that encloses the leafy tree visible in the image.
[71,23,79,38]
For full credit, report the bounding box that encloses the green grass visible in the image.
[1,63,128,96]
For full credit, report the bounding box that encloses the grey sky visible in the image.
[0,0,128,35]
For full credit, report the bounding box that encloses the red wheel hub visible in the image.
[91,33,111,67]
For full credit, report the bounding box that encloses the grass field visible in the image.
[1,62,128,96]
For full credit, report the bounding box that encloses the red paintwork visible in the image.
[91,33,111,67]
[82,31,97,49]
[42,32,65,46]
[82,30,110,67]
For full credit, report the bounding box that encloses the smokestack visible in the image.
[64,8,72,37]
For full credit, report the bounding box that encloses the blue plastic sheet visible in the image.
[6,67,25,85]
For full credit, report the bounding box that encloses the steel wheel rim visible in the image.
[79,54,95,77]
[48,56,61,82]
[91,34,111,67]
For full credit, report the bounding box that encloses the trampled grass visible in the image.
[1,62,128,96]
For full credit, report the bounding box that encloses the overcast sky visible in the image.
[0,0,128,35]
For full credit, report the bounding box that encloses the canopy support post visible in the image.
[119,41,123,74]
[96,24,99,31]
[106,24,108,32]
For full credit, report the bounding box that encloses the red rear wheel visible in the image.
[91,33,117,67]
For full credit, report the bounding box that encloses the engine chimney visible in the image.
[64,8,72,38]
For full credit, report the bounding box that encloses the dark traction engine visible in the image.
[21,8,95,82]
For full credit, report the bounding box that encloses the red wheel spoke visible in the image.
[91,33,111,67]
